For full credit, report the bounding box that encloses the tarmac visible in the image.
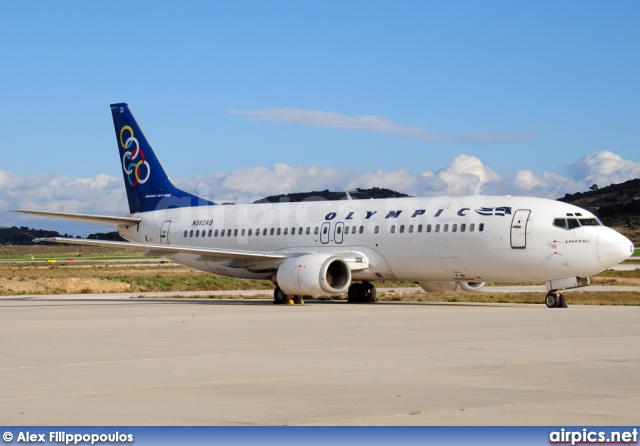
[0,294,639,426]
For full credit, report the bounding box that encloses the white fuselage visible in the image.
[119,195,632,284]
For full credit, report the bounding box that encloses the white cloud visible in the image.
[228,108,536,143]
[566,151,640,187]
[3,151,639,235]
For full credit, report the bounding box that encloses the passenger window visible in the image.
[452,224,457,232]
[195,230,200,237]
[314,227,319,235]
[248,229,252,236]
[277,228,282,235]
[427,224,432,233]
[208,229,212,237]
[409,225,413,233]
[263,228,267,236]
[183,230,187,237]
[283,228,288,235]
[391,225,396,233]
[374,225,379,234]
[255,229,259,236]
[553,218,567,229]
[417,224,422,233]
[469,223,475,232]
[306,227,310,235]
[435,224,440,233]
[189,230,194,237]
[345,226,350,234]
[291,227,296,235]
[444,224,449,232]
[479,223,484,232]
[460,224,466,232]
[241,229,245,236]
[567,219,580,229]
[270,228,274,236]
[234,229,238,236]
[214,229,219,237]
[399,225,405,233]
[351,226,356,234]
[359,226,363,234]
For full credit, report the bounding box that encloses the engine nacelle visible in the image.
[419,281,458,292]
[458,281,485,292]
[419,281,486,292]
[276,253,351,296]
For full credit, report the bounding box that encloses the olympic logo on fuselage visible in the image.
[120,125,150,186]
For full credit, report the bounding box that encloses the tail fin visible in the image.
[110,103,215,213]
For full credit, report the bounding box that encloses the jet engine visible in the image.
[419,281,486,292]
[276,253,351,296]
[458,281,486,292]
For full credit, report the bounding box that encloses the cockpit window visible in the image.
[579,218,601,226]
[567,219,580,229]
[553,218,567,229]
[555,216,603,230]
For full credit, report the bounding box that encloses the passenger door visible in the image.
[510,210,530,249]
[160,220,171,245]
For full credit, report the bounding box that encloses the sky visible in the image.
[1,1,639,235]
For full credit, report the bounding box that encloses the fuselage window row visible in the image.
[182,222,484,239]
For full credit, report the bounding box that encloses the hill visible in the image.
[0,227,124,246]
[558,178,640,227]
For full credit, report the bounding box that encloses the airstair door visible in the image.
[160,220,171,245]
[510,210,530,249]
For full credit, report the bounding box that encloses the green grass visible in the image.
[107,273,275,292]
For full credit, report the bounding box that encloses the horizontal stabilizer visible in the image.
[11,210,141,227]
[33,237,289,262]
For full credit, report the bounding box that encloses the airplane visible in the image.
[13,103,635,308]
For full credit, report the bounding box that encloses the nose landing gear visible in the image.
[545,291,567,308]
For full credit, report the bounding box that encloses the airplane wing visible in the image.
[11,210,141,227]
[33,237,289,262]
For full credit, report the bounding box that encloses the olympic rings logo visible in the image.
[120,125,150,186]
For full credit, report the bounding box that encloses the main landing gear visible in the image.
[273,287,304,305]
[272,282,379,305]
[545,291,567,308]
[347,281,378,303]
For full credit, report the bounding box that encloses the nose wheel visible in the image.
[545,291,567,308]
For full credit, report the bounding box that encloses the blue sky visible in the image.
[1,1,639,234]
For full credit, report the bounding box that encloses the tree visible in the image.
[589,184,599,191]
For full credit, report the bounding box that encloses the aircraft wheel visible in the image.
[363,282,377,303]
[545,293,558,308]
[293,295,304,305]
[558,293,567,308]
[348,283,364,303]
[273,287,289,305]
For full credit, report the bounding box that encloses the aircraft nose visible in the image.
[597,227,634,268]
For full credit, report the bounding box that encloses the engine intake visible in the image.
[276,253,351,296]
[419,281,486,292]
